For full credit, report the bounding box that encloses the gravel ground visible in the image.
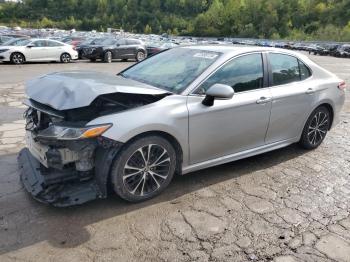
[0,54,349,262]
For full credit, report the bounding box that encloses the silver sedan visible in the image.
[20,46,345,206]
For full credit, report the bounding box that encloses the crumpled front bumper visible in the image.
[18,148,101,207]
[18,141,122,207]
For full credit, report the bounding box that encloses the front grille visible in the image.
[83,48,95,55]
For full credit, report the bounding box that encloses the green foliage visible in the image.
[0,0,350,41]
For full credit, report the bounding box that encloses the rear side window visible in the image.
[33,40,47,47]
[269,53,311,85]
[269,53,300,86]
[47,40,63,47]
[299,60,311,80]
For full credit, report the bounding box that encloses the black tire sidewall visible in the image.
[299,106,330,149]
[111,136,177,202]
[60,53,71,63]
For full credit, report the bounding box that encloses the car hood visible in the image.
[26,71,168,110]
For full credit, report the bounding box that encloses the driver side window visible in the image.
[196,53,264,94]
[196,54,264,94]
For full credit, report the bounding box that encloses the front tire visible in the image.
[60,53,71,63]
[299,106,331,149]
[10,52,25,64]
[111,136,177,202]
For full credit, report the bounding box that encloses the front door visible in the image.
[188,53,272,164]
[27,40,48,61]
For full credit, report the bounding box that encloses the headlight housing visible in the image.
[0,49,9,53]
[36,124,112,140]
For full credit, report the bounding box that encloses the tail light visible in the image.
[338,81,346,90]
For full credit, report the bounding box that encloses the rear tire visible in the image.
[299,106,331,149]
[10,52,25,64]
[60,53,71,63]
[111,136,177,202]
[135,50,146,62]
[104,51,112,63]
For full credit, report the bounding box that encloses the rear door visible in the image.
[46,40,65,60]
[114,39,127,58]
[265,52,315,144]
[125,39,139,58]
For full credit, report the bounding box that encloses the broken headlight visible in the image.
[36,124,112,140]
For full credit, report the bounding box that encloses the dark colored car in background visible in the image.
[308,44,329,56]
[146,42,178,56]
[334,44,350,58]
[81,38,147,62]
[76,38,104,59]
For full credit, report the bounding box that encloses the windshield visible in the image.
[121,48,221,94]
[2,38,30,46]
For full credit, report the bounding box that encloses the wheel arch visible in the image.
[316,103,334,130]
[118,130,183,176]
[313,102,334,130]
[11,51,26,62]
[298,101,335,142]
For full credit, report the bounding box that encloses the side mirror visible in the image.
[202,84,234,106]
[26,44,34,48]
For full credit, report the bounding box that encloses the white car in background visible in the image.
[0,38,78,64]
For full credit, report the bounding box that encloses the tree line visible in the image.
[1,0,350,41]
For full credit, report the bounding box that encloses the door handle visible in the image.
[256,96,272,104]
[305,88,315,94]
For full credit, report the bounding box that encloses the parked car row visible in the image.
[1,27,350,64]
[235,39,350,58]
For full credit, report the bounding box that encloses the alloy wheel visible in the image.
[137,51,145,61]
[123,144,171,196]
[61,53,71,63]
[307,111,329,146]
[12,53,24,64]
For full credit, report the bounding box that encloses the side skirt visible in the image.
[181,137,299,175]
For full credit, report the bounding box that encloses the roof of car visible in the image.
[182,45,298,55]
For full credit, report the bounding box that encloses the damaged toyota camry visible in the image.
[18,46,345,207]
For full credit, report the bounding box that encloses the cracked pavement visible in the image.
[0,55,350,262]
